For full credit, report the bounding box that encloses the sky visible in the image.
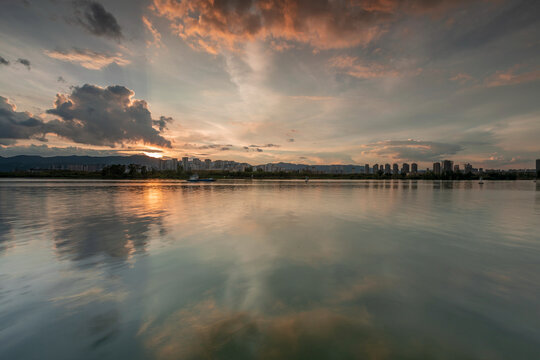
[0,0,539,168]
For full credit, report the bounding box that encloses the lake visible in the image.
[1,179,539,359]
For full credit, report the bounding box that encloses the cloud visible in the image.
[142,16,162,48]
[329,55,420,79]
[436,1,539,56]
[0,56,9,65]
[287,138,295,142]
[152,116,172,132]
[289,95,336,101]
[141,300,379,360]
[248,143,280,148]
[0,96,46,145]
[0,144,128,157]
[45,84,172,148]
[75,1,123,40]
[186,143,234,151]
[241,143,279,152]
[481,154,535,168]
[361,139,463,161]
[1,86,173,148]
[484,66,540,88]
[44,48,130,70]
[151,0,389,53]
[450,73,473,83]
[16,58,31,70]
[152,0,476,53]
[57,76,66,83]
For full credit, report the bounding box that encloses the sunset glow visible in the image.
[0,0,538,169]
[144,152,163,159]
[1,2,539,359]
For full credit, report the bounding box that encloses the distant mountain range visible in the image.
[0,155,368,173]
[0,155,162,172]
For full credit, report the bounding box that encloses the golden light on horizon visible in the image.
[144,152,163,159]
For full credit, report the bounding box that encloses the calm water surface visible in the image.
[1,179,539,359]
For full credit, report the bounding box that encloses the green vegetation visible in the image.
[0,166,536,180]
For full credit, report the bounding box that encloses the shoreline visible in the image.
[0,173,536,181]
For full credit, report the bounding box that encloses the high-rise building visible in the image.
[433,162,441,175]
[192,158,202,170]
[182,157,189,171]
[204,159,212,169]
[464,163,473,174]
[385,163,391,174]
[454,164,460,173]
[442,160,454,173]
[536,159,540,176]
[392,163,399,174]
[364,164,369,174]
[373,164,379,173]
[411,163,418,173]
[401,163,410,174]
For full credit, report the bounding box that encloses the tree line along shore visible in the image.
[0,164,537,180]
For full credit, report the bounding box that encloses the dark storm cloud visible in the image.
[16,58,31,70]
[75,1,123,40]
[362,140,463,161]
[0,96,46,145]
[46,84,172,147]
[57,76,66,83]
[0,56,9,66]
[1,85,173,148]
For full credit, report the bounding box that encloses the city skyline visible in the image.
[2,153,538,175]
[1,1,539,169]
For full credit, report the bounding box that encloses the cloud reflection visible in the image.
[48,184,168,264]
[140,299,383,360]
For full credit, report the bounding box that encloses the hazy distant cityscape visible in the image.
[1,155,538,176]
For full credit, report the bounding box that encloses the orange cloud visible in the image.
[142,16,163,48]
[450,72,473,83]
[484,67,540,87]
[329,55,401,79]
[151,0,395,53]
[360,139,463,161]
[151,0,477,54]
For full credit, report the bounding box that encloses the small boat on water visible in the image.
[187,174,215,182]
[305,176,309,183]
[478,177,484,185]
